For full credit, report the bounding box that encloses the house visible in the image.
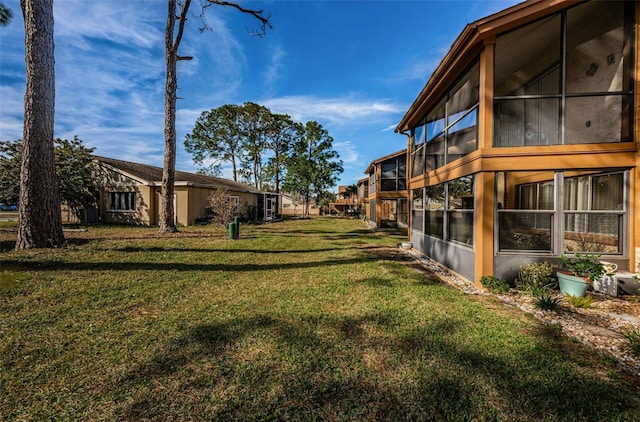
[362,149,408,229]
[329,185,360,215]
[395,0,639,284]
[356,177,369,218]
[281,194,321,217]
[93,156,278,226]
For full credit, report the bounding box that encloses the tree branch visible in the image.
[206,0,272,37]
[173,0,192,54]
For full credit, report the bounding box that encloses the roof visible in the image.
[395,0,576,133]
[93,155,270,195]
[364,149,407,174]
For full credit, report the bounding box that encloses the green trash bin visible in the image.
[228,221,237,239]
[233,217,240,238]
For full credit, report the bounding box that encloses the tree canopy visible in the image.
[0,137,99,217]
[283,121,343,216]
[185,102,304,192]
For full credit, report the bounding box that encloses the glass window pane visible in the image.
[565,95,625,144]
[425,137,445,171]
[425,183,445,209]
[412,210,423,232]
[498,212,552,251]
[566,1,625,94]
[381,179,397,191]
[448,176,474,210]
[426,98,446,142]
[425,210,444,239]
[494,99,560,147]
[411,145,425,178]
[564,175,590,211]
[564,213,620,253]
[592,173,623,210]
[495,14,561,96]
[447,109,477,163]
[381,161,396,178]
[412,188,424,210]
[398,199,408,226]
[414,124,426,145]
[449,211,474,245]
[398,159,406,178]
[447,62,479,117]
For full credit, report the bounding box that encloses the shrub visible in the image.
[534,290,561,311]
[623,327,640,357]
[565,294,594,309]
[515,261,556,294]
[480,275,510,293]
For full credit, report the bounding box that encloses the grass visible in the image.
[1,218,640,420]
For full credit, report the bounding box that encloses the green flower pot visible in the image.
[557,271,590,297]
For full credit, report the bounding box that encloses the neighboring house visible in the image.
[330,185,359,215]
[281,194,321,216]
[363,150,408,229]
[356,177,369,219]
[395,0,639,284]
[93,156,278,226]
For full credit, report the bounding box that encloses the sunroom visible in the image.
[399,0,638,284]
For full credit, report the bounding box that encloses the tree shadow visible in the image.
[114,310,640,420]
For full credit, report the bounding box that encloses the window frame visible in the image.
[108,191,136,212]
[495,170,628,255]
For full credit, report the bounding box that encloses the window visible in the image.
[496,170,626,253]
[496,171,554,252]
[229,196,240,214]
[447,176,474,245]
[564,172,624,253]
[419,175,474,245]
[380,155,406,191]
[411,61,479,176]
[109,192,136,211]
[412,188,424,233]
[425,183,445,239]
[494,1,633,147]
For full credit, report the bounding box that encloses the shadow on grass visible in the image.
[116,311,640,420]
[1,255,379,274]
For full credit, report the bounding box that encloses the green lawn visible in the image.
[1,218,639,421]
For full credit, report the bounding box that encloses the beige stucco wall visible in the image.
[98,169,153,225]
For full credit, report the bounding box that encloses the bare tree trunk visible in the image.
[159,14,178,233]
[16,0,64,249]
[159,0,188,234]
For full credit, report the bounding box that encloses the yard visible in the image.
[1,218,640,420]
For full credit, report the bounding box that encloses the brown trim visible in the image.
[409,143,638,190]
[474,172,495,286]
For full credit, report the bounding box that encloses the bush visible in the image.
[480,275,510,293]
[623,327,640,357]
[566,294,594,309]
[534,290,561,311]
[515,261,556,294]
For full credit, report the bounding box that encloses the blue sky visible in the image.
[0,0,520,188]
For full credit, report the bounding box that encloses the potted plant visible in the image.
[557,253,606,297]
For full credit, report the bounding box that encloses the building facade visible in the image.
[94,156,277,226]
[396,0,639,283]
[364,150,409,229]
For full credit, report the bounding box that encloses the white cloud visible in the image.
[333,141,358,164]
[54,1,164,50]
[263,95,403,126]
[263,44,286,87]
